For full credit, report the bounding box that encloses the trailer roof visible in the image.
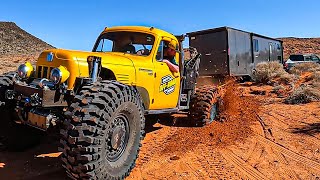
[187,26,282,43]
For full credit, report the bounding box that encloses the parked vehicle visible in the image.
[187,26,283,83]
[284,54,320,70]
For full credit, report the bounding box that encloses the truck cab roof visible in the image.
[102,26,177,40]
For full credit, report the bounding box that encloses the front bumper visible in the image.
[10,82,68,107]
[5,80,68,130]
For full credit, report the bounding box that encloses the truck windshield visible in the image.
[289,55,304,61]
[93,31,155,56]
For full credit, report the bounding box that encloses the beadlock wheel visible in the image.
[106,114,130,162]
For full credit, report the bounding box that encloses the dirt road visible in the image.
[0,84,320,179]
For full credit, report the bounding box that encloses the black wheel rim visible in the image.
[209,103,217,122]
[106,114,130,162]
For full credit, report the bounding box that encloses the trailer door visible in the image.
[228,29,252,76]
[189,31,228,76]
[253,38,260,63]
[268,42,273,61]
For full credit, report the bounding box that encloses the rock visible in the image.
[170,155,180,161]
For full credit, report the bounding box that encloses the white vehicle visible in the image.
[284,54,320,70]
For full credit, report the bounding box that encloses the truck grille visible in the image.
[37,66,53,79]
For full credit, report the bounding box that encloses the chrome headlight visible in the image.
[50,66,70,84]
[50,68,62,84]
[17,62,33,79]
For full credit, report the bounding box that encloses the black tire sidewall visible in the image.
[104,100,142,177]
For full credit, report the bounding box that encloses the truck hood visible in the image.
[47,49,134,65]
[37,49,135,89]
[38,49,135,68]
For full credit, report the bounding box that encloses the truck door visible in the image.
[151,39,180,110]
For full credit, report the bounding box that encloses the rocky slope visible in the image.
[279,37,320,60]
[0,22,54,56]
[0,22,54,73]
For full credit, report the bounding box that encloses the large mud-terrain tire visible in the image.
[0,72,15,150]
[0,72,43,151]
[60,80,145,179]
[0,71,15,107]
[189,85,219,127]
[0,72,15,143]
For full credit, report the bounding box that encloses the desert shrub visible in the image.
[253,62,294,84]
[278,73,296,85]
[311,82,320,88]
[285,85,320,104]
[310,71,320,82]
[273,85,284,91]
[289,62,320,75]
[271,85,286,97]
[305,71,320,88]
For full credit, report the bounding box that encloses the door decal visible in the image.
[159,75,176,95]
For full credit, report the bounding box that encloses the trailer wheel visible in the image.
[60,80,145,179]
[189,85,219,127]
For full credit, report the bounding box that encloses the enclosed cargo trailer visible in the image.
[187,27,283,77]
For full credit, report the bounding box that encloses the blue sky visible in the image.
[0,0,319,51]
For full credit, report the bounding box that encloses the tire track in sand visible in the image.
[220,149,268,180]
[195,150,237,179]
[256,112,315,178]
[270,147,301,179]
[257,135,320,172]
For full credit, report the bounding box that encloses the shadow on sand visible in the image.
[0,109,67,180]
[291,122,320,136]
[0,112,198,179]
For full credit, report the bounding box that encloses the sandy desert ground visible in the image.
[0,82,319,180]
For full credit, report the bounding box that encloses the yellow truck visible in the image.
[0,26,220,179]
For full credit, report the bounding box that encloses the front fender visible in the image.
[37,49,97,89]
[100,53,136,86]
